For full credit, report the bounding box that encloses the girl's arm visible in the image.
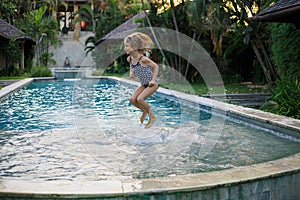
[130,66,135,79]
[127,56,135,79]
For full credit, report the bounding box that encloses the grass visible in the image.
[0,74,270,95]
[159,82,270,96]
[0,75,29,89]
[0,75,29,80]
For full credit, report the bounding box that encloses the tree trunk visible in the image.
[141,0,170,75]
[248,21,277,85]
[91,0,96,36]
[170,0,182,81]
[185,31,197,79]
[251,41,272,85]
[239,2,277,85]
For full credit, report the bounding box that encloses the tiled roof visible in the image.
[97,12,146,44]
[0,18,35,41]
[0,18,23,39]
[256,0,300,16]
[250,0,300,27]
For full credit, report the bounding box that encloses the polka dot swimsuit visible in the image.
[130,56,153,87]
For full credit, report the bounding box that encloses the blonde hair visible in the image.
[124,32,153,54]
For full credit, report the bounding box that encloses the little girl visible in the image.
[124,32,159,129]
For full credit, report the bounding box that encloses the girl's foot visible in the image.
[140,112,147,124]
[145,114,157,129]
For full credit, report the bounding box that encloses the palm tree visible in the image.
[1,1,16,23]
[17,5,59,66]
[209,0,276,84]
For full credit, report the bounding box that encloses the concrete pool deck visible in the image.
[0,77,300,199]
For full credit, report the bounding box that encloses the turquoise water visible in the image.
[0,79,210,131]
[0,79,300,180]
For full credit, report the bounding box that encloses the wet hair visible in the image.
[124,32,153,54]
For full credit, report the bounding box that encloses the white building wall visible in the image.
[49,31,96,68]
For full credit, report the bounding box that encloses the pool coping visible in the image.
[112,76,300,138]
[0,78,34,99]
[0,77,300,198]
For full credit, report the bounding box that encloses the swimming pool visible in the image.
[1,78,300,182]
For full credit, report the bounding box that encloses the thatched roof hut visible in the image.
[96,12,146,45]
[0,19,35,71]
[250,0,300,28]
[0,19,35,42]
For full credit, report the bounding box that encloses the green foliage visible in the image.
[261,78,300,119]
[105,58,130,75]
[222,74,243,84]
[85,0,142,72]
[30,66,53,77]
[159,82,269,96]
[0,66,25,77]
[95,0,129,39]
[92,69,105,76]
[0,75,29,80]
[0,38,22,76]
[15,5,60,66]
[74,4,93,29]
[0,38,22,62]
[41,52,56,66]
[268,23,300,79]
[0,0,16,21]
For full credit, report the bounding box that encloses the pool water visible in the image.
[0,79,300,181]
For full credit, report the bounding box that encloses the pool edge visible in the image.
[112,76,300,138]
[1,76,300,199]
[0,78,34,99]
[0,152,300,198]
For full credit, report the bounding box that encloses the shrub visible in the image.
[30,66,53,77]
[261,78,300,119]
[92,69,105,76]
[268,23,300,80]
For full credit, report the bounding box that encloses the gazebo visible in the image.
[250,0,300,28]
[0,19,35,72]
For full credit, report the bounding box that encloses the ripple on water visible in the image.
[0,79,300,181]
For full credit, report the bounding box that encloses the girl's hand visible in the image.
[149,80,156,87]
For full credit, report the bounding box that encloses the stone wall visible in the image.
[49,31,96,68]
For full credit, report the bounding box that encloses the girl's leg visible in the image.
[136,83,158,128]
[130,85,148,123]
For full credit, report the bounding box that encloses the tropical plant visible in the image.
[0,38,22,76]
[81,0,131,55]
[74,4,94,32]
[0,0,16,23]
[150,0,277,85]
[141,1,192,81]
[260,23,300,119]
[268,23,300,80]
[41,0,68,19]
[16,5,60,67]
[30,65,53,77]
[82,0,142,73]
[207,0,276,85]
[261,78,300,119]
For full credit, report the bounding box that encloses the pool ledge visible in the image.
[111,77,300,139]
[1,77,300,199]
[1,152,300,198]
[0,78,34,99]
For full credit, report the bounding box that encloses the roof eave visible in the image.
[250,5,300,27]
[0,32,10,40]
